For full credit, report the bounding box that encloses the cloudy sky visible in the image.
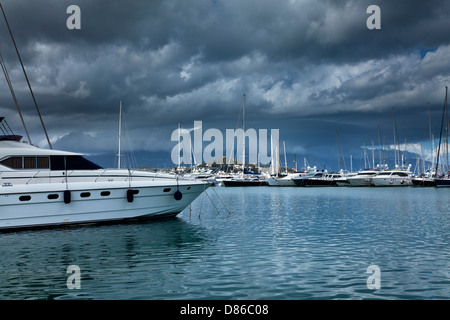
[0,0,449,170]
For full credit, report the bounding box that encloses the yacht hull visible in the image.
[434,178,450,187]
[371,177,412,186]
[0,181,207,230]
[265,177,296,186]
[347,177,374,187]
[412,178,436,187]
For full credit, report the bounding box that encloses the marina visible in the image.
[0,0,449,304]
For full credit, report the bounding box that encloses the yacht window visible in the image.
[398,172,408,177]
[0,156,50,169]
[100,191,111,196]
[24,157,36,169]
[0,157,22,169]
[47,194,59,200]
[37,157,50,169]
[163,188,171,192]
[50,156,103,170]
[80,192,91,198]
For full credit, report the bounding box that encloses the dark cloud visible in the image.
[0,0,449,170]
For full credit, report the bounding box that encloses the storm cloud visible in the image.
[0,0,449,169]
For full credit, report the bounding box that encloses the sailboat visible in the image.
[433,86,450,187]
[0,5,208,230]
[222,94,267,187]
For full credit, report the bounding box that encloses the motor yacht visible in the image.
[346,169,379,187]
[0,132,208,230]
[371,168,413,187]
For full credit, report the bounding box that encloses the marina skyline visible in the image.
[0,0,449,171]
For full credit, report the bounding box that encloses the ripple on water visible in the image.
[0,187,449,300]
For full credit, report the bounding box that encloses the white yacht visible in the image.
[346,169,379,187]
[0,132,208,230]
[371,167,413,187]
[265,173,301,186]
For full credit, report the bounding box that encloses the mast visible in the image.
[0,51,31,143]
[372,139,375,169]
[445,86,448,174]
[435,86,448,176]
[392,108,400,168]
[428,102,434,171]
[283,141,287,174]
[377,125,382,167]
[336,129,346,171]
[118,101,122,169]
[242,94,246,175]
[336,129,340,171]
[363,143,367,169]
[178,123,181,170]
[350,154,353,173]
[0,3,52,149]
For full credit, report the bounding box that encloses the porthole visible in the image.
[187,187,191,190]
[47,194,59,200]
[100,191,111,197]
[163,188,171,192]
[19,195,31,201]
[80,192,91,198]
[132,190,139,195]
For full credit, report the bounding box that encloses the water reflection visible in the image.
[0,218,211,299]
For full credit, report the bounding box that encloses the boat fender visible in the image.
[174,189,182,201]
[64,190,71,204]
[400,179,405,184]
[127,189,134,202]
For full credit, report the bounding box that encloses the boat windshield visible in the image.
[50,156,103,170]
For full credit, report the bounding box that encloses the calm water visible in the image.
[0,186,449,300]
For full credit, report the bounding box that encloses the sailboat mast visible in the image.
[336,129,340,171]
[118,101,122,169]
[392,108,400,168]
[0,3,52,149]
[178,123,181,169]
[377,125,382,166]
[242,94,246,175]
[435,86,448,176]
[428,102,434,171]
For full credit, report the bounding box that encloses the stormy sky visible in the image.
[0,0,449,171]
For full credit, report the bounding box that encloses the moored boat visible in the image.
[265,173,300,186]
[371,168,413,187]
[0,133,208,230]
[346,169,379,187]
